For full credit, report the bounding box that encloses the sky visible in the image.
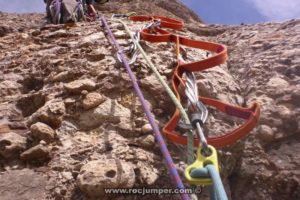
[0,0,300,25]
[0,0,44,13]
[181,0,300,24]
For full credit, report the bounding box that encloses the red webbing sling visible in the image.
[129,15,260,148]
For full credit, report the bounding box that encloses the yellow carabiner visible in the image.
[184,145,219,185]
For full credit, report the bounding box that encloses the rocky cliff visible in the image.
[0,1,300,200]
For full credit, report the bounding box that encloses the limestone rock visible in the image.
[0,132,27,159]
[0,25,13,37]
[61,171,73,181]
[64,79,96,94]
[1,9,300,200]
[81,90,89,96]
[87,52,106,62]
[139,165,159,185]
[258,125,274,143]
[48,71,70,82]
[0,80,22,96]
[140,75,165,94]
[139,135,155,149]
[266,77,289,95]
[291,85,300,105]
[141,124,152,134]
[46,29,77,39]
[16,92,46,117]
[79,99,131,129]
[80,32,104,46]
[77,159,135,197]
[31,29,41,36]
[20,144,50,161]
[0,169,47,200]
[30,122,55,143]
[29,100,66,128]
[0,124,10,134]
[217,19,300,200]
[117,118,135,136]
[82,92,105,110]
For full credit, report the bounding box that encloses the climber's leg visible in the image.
[86,0,97,18]
[45,0,53,23]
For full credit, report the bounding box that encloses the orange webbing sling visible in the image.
[129,15,260,148]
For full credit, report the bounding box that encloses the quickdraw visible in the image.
[128,15,260,148]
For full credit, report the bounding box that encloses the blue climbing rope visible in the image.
[190,165,228,200]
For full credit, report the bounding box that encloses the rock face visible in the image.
[64,79,96,94]
[0,132,27,159]
[213,19,300,200]
[82,92,106,110]
[0,169,47,200]
[28,100,66,128]
[79,99,131,129]
[20,144,50,161]
[77,159,135,197]
[30,122,55,143]
[0,3,300,200]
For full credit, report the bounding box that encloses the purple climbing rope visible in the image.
[99,16,190,200]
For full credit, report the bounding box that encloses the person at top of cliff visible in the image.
[44,0,109,23]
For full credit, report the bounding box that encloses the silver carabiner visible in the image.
[184,71,209,149]
[185,72,208,123]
